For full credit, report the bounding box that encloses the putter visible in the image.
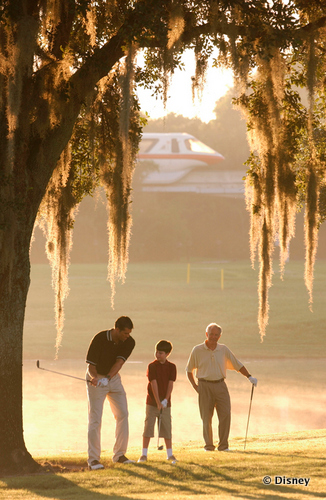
[157,409,164,450]
[36,360,91,383]
[244,384,255,450]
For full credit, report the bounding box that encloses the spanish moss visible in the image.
[304,36,319,309]
[37,146,78,358]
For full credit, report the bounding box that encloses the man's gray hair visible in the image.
[206,323,222,335]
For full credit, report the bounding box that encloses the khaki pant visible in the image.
[198,380,231,451]
[143,405,172,439]
[86,373,129,463]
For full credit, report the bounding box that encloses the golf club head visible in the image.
[158,445,164,450]
[36,360,40,368]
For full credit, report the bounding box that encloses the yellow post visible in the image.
[187,263,190,284]
[221,268,224,291]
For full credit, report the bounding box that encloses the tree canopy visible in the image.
[1,0,326,472]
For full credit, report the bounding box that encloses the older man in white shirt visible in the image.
[186,323,257,451]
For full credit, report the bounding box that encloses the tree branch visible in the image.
[50,0,76,59]
[300,15,326,35]
[70,32,125,101]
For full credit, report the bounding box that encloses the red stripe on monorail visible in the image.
[138,153,224,165]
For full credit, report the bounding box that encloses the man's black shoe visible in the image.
[116,455,135,464]
[89,460,104,470]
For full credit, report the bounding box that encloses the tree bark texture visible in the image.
[0,222,40,473]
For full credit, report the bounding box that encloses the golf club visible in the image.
[36,360,91,383]
[157,409,164,450]
[244,384,255,450]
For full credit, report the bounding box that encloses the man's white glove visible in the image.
[161,399,168,408]
[97,377,109,387]
[248,376,257,387]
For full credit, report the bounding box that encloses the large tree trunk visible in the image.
[0,107,80,473]
[0,215,41,473]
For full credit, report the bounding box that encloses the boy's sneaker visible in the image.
[137,455,147,463]
[116,455,135,464]
[167,455,177,464]
[89,460,104,470]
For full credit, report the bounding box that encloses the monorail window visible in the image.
[139,139,158,153]
[185,139,216,154]
[171,139,179,153]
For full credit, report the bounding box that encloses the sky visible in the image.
[136,49,234,124]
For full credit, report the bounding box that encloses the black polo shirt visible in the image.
[86,330,135,375]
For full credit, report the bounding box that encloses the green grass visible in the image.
[1,430,325,499]
[24,260,326,361]
[19,260,326,499]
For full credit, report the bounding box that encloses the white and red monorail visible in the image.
[136,132,244,195]
[138,132,224,169]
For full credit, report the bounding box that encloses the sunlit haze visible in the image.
[24,358,326,455]
[136,49,234,123]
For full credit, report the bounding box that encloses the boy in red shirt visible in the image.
[138,340,177,463]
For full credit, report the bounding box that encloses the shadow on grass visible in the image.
[1,460,325,500]
[1,472,133,500]
[1,462,247,499]
[188,463,326,500]
[117,462,245,497]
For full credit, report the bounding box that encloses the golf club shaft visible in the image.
[244,384,254,450]
[157,409,163,449]
[36,360,90,383]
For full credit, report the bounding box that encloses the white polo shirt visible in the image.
[186,342,243,380]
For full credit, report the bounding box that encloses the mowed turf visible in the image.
[0,430,325,500]
[14,261,326,499]
[24,260,326,360]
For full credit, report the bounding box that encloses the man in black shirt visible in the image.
[86,316,135,469]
